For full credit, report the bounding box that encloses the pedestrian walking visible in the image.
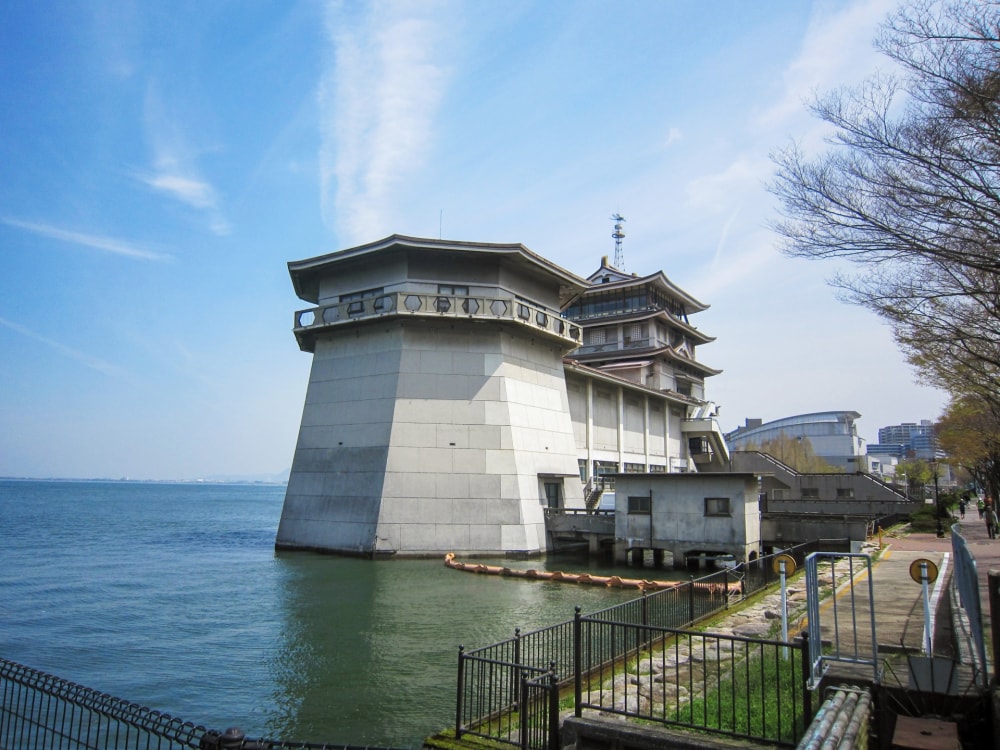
[959,499,966,519]
[987,507,999,539]
[979,498,986,518]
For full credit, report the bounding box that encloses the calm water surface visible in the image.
[0,480,642,747]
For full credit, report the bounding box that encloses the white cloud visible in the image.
[684,156,768,214]
[2,217,171,261]
[319,0,452,244]
[757,0,899,128]
[0,317,124,376]
[140,85,232,236]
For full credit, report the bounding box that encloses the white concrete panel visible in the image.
[434,523,470,552]
[469,473,502,499]
[385,446,421,472]
[486,498,522,525]
[417,446,454,473]
[455,448,486,475]
[436,472,471,499]
[468,425,501,450]
[381,470,436,499]
[468,524,502,550]
[500,523,528,551]
[485,449,517,474]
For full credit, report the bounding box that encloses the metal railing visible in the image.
[804,552,879,689]
[951,522,989,687]
[293,292,581,348]
[574,617,811,747]
[0,658,409,750]
[456,541,826,750]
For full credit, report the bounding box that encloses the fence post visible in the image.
[513,628,522,708]
[519,671,528,750]
[688,576,695,624]
[723,568,729,610]
[455,645,465,739]
[574,607,582,718]
[548,664,560,750]
[799,631,812,721]
[989,569,1000,684]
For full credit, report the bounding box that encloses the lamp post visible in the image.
[932,459,944,538]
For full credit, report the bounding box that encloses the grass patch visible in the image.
[905,504,949,534]
[680,645,808,744]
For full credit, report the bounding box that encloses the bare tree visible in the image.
[770,0,1000,408]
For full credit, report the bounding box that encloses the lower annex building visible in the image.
[275,235,728,557]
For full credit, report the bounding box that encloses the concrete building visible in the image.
[613,472,762,568]
[724,411,867,471]
[276,235,727,558]
[870,419,940,460]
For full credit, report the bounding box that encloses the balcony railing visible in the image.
[293,292,581,349]
[570,336,659,356]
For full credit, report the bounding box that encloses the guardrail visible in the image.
[293,291,581,350]
[0,658,410,750]
[574,617,811,747]
[456,541,825,750]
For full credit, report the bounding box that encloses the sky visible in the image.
[0,0,948,481]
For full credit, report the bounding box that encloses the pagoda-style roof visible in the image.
[593,308,716,345]
[288,234,588,306]
[562,358,703,407]
[581,257,709,314]
[570,343,722,378]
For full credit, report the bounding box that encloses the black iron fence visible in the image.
[0,658,408,750]
[574,616,811,746]
[456,540,826,750]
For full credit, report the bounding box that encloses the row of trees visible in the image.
[770,0,1000,500]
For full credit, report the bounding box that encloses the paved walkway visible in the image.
[811,513,1000,692]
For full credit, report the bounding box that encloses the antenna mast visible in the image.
[610,214,626,269]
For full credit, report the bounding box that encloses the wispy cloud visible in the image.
[2,217,171,261]
[319,0,452,243]
[757,0,899,128]
[139,85,232,236]
[0,317,124,376]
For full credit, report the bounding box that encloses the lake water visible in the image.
[0,480,643,747]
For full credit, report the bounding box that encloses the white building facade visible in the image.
[276,236,726,557]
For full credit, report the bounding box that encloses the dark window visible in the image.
[704,497,730,517]
[340,287,384,302]
[628,496,651,514]
[544,482,561,509]
[836,487,855,499]
[802,488,820,499]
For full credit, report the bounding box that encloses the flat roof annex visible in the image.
[288,234,589,306]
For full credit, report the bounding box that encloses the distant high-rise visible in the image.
[870,420,939,460]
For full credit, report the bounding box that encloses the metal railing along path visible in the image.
[0,657,410,750]
[456,540,827,750]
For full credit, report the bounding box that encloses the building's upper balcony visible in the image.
[570,335,662,357]
[292,290,582,352]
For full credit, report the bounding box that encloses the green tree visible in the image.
[770,0,1000,411]
[896,458,934,499]
[936,395,1000,501]
[746,434,839,473]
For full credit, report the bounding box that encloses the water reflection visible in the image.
[267,553,646,747]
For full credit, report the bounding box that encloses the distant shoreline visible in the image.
[0,476,288,486]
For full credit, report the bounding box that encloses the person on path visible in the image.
[960,499,966,519]
[987,507,999,539]
[979,498,986,518]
